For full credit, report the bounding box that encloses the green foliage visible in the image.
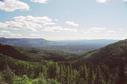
[13,75,60,84]
[1,55,126,84]
[13,75,32,84]
[1,39,127,84]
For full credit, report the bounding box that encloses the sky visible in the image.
[0,0,127,40]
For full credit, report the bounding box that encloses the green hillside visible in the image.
[0,40,127,84]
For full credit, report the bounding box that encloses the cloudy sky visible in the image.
[0,0,127,40]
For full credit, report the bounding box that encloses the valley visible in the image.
[0,39,127,84]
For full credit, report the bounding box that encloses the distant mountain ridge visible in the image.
[1,38,127,65]
[0,37,118,53]
[0,37,49,47]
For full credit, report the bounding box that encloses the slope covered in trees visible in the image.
[0,39,127,84]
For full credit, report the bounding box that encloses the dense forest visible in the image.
[0,39,127,84]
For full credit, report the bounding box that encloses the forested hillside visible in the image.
[0,39,127,84]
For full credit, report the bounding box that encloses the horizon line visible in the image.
[0,37,123,41]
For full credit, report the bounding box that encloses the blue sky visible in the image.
[0,0,127,40]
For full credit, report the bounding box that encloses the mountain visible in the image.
[0,39,127,83]
[0,37,49,47]
[0,38,125,64]
[0,37,117,54]
[0,43,77,62]
[0,44,37,61]
[1,39,127,64]
[76,39,127,66]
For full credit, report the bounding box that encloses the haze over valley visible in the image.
[0,37,117,54]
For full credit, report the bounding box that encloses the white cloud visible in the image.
[65,21,79,27]
[83,27,121,39]
[0,16,126,40]
[0,0,29,12]
[43,26,77,32]
[0,16,78,38]
[96,0,109,3]
[1,30,11,33]
[96,0,127,3]
[31,0,48,4]
[123,0,127,3]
